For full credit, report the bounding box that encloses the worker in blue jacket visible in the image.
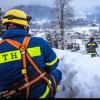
[0,9,62,98]
[86,37,98,57]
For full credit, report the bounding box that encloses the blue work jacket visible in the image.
[0,28,62,98]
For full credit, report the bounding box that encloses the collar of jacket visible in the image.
[2,28,28,39]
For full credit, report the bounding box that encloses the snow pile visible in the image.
[75,39,83,45]
[54,48,100,98]
[34,32,46,38]
[97,46,100,56]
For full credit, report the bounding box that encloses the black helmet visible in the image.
[89,37,94,42]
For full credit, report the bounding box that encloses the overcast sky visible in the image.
[0,0,100,16]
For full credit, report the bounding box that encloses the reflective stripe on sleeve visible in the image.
[45,57,58,66]
[39,80,51,99]
[56,85,59,91]
[88,52,96,54]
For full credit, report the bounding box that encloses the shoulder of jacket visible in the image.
[30,37,48,44]
[30,37,45,41]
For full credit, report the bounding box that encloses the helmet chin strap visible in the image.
[4,24,15,30]
[5,23,29,33]
[24,26,29,33]
[7,23,17,30]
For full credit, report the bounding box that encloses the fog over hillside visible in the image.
[12,5,53,21]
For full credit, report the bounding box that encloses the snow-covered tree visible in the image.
[51,0,74,50]
[0,8,6,37]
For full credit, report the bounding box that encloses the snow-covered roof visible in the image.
[72,26,99,35]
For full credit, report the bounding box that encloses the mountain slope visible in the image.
[12,5,53,21]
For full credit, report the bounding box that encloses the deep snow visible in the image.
[54,47,100,98]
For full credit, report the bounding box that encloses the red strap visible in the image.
[4,36,30,51]
[4,36,30,98]
[21,36,30,98]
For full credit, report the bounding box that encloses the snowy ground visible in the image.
[54,46,100,98]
